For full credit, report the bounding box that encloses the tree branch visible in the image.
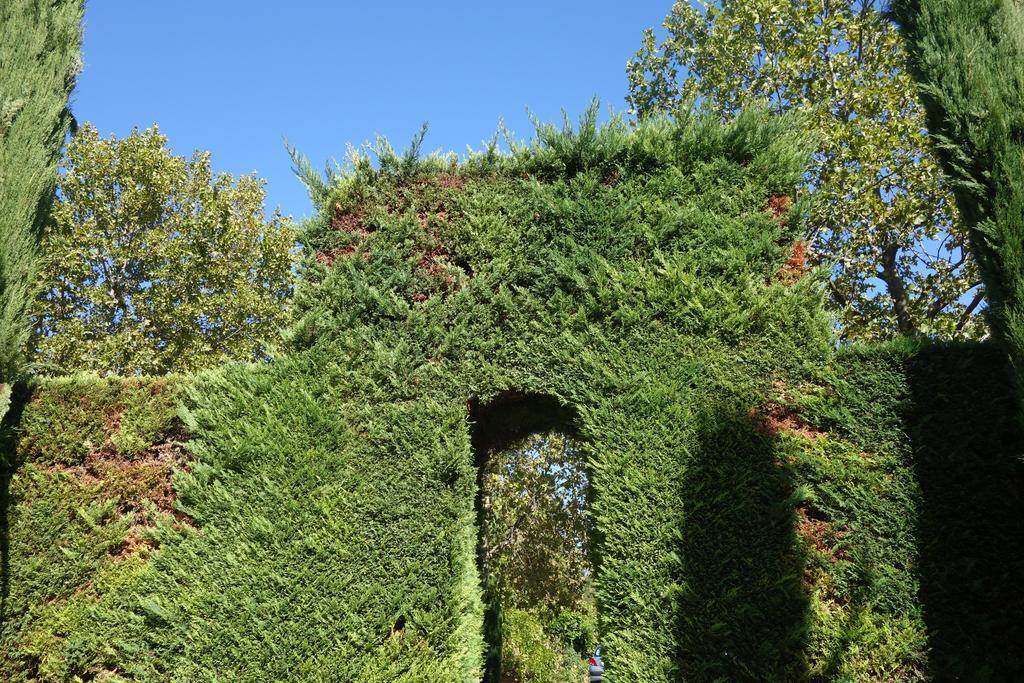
[955,288,986,332]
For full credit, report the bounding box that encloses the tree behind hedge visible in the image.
[33,124,297,375]
[0,0,83,417]
[891,0,1024,398]
[628,0,983,342]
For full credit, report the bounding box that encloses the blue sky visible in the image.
[74,1,668,222]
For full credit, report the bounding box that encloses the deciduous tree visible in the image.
[628,0,983,341]
[33,124,296,375]
[481,431,592,614]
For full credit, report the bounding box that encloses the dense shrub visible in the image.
[501,608,588,683]
[17,373,183,464]
[795,340,1024,679]
[0,375,187,681]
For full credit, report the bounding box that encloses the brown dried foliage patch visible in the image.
[753,402,826,442]
[766,194,792,222]
[411,206,461,302]
[43,443,187,519]
[777,240,810,285]
[796,505,850,563]
[413,172,465,193]
[331,205,369,235]
[319,204,373,265]
[42,435,191,563]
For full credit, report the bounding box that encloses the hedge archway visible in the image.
[9,108,1021,682]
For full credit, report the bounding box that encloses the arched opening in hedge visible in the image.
[469,392,596,682]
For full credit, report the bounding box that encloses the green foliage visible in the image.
[0,375,186,682]
[1,106,1020,682]
[628,0,983,341]
[17,373,182,465]
[0,0,83,417]
[481,431,595,680]
[500,608,588,683]
[890,0,1024,404]
[2,107,824,681]
[0,467,133,681]
[33,124,297,375]
[795,340,1024,679]
[481,432,591,614]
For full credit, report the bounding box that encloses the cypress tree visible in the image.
[0,0,84,418]
[890,0,1024,393]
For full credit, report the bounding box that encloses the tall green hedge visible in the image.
[0,375,186,681]
[793,340,1024,680]
[0,0,83,418]
[1,109,1021,681]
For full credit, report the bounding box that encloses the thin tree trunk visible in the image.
[879,243,917,335]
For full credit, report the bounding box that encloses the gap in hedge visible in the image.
[469,392,596,682]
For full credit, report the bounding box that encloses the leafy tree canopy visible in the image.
[628,0,984,341]
[481,431,593,615]
[481,431,595,683]
[32,123,296,375]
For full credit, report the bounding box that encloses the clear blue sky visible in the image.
[74,1,669,222]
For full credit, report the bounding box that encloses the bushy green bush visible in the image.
[501,608,587,683]
[794,340,1024,679]
[16,373,183,464]
[547,607,597,659]
[0,375,187,682]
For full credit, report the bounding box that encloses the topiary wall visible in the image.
[780,339,1023,680]
[0,374,187,681]
[1,109,1021,681]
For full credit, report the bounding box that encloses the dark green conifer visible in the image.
[891,0,1024,393]
[0,0,84,417]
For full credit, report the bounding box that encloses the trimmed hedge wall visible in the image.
[1,110,1021,681]
[794,340,1024,680]
[0,375,186,681]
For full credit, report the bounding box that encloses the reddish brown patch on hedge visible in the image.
[796,505,849,562]
[753,402,825,441]
[41,441,192,565]
[434,173,465,191]
[418,246,457,284]
[410,207,461,303]
[316,245,358,266]
[766,195,792,222]
[331,205,368,236]
[110,527,155,563]
[411,244,459,304]
[777,240,810,284]
[318,204,375,265]
[45,444,187,519]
